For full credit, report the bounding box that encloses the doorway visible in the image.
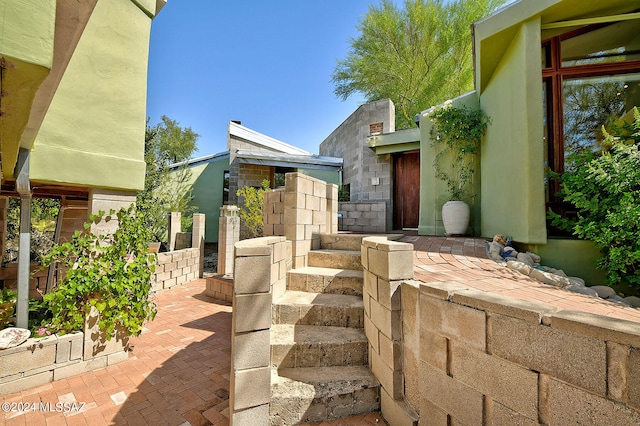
[393,150,420,230]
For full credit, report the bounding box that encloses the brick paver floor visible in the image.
[2,235,639,426]
[403,235,640,323]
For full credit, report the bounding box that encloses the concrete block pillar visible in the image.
[326,183,338,234]
[88,189,137,236]
[361,236,418,425]
[218,206,240,276]
[192,213,205,278]
[284,173,327,269]
[168,212,181,252]
[230,236,290,425]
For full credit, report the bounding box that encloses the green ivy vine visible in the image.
[39,205,157,338]
[429,103,490,201]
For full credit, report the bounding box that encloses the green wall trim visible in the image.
[30,144,146,190]
[371,142,420,155]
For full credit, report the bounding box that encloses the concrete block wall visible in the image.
[361,236,418,425]
[0,323,131,396]
[264,173,338,269]
[0,333,84,395]
[283,173,337,268]
[151,247,201,291]
[263,188,285,237]
[339,201,386,232]
[361,239,640,424]
[319,99,395,230]
[152,212,205,291]
[402,283,640,424]
[230,236,292,425]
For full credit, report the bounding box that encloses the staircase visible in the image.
[269,234,380,425]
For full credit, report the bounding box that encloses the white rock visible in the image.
[506,260,531,276]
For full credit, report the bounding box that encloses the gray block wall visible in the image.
[319,99,394,231]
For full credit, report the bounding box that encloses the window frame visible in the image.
[542,23,640,221]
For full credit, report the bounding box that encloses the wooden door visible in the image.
[393,151,420,229]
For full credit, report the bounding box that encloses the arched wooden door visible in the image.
[393,150,420,230]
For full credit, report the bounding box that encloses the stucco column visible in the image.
[218,206,240,276]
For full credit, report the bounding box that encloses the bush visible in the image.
[38,205,157,338]
[549,107,640,290]
[236,179,270,239]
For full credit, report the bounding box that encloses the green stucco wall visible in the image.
[0,0,55,175]
[478,18,547,244]
[297,168,340,186]
[183,156,230,243]
[524,238,608,287]
[0,0,55,68]
[418,92,481,236]
[30,0,151,191]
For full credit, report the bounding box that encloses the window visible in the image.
[272,167,295,188]
[223,171,230,204]
[542,20,640,230]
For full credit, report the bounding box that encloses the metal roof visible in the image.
[235,149,342,170]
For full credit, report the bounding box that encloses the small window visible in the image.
[223,171,230,204]
[369,122,383,135]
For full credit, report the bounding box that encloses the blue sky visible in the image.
[146,1,378,157]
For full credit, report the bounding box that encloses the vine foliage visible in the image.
[40,205,157,338]
[429,103,489,200]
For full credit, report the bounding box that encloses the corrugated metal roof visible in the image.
[236,149,342,170]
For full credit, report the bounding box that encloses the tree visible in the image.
[332,0,506,129]
[137,115,199,241]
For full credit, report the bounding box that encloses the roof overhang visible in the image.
[473,0,636,93]
[367,128,421,155]
[228,121,311,156]
[236,149,343,171]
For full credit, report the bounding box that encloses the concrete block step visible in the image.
[271,324,367,369]
[320,233,404,251]
[287,266,364,295]
[270,366,380,425]
[308,250,362,271]
[273,290,364,328]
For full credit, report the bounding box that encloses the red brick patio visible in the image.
[1,235,638,425]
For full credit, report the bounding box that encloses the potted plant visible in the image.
[429,102,489,235]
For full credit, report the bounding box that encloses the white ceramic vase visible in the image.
[442,200,470,236]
